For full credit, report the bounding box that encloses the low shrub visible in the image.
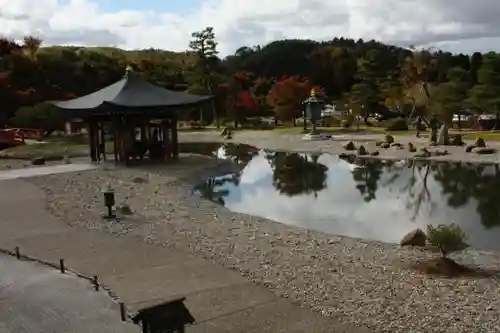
[426,223,469,258]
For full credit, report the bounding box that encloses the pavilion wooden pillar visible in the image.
[112,118,120,164]
[162,120,171,160]
[171,116,179,160]
[88,119,98,162]
[99,121,107,161]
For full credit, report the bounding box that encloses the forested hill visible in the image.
[1,32,499,130]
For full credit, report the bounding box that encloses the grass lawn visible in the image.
[462,131,500,141]
[273,126,416,136]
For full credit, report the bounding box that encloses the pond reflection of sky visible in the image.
[198,147,500,252]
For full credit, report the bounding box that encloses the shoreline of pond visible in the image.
[8,153,498,333]
[179,131,500,165]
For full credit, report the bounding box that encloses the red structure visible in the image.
[0,128,43,149]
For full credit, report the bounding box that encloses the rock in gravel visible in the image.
[357,145,367,155]
[375,141,384,147]
[385,134,394,144]
[132,176,148,184]
[474,137,486,148]
[343,141,356,151]
[380,142,390,149]
[474,147,497,154]
[370,151,380,156]
[408,142,417,152]
[465,145,475,153]
[435,149,448,156]
[400,228,426,246]
[119,204,133,215]
[31,157,46,165]
[414,148,430,158]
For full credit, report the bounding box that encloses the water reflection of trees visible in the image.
[350,159,383,202]
[265,151,328,197]
[434,163,500,228]
[195,143,258,205]
[342,157,500,228]
[195,173,240,205]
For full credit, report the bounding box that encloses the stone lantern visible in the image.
[302,88,324,139]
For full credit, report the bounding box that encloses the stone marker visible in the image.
[437,124,449,145]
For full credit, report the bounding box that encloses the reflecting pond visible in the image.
[193,143,500,252]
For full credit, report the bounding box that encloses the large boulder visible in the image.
[401,228,427,247]
[385,134,395,144]
[437,124,449,145]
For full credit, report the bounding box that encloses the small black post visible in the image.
[93,276,99,291]
[120,302,126,321]
[59,259,65,273]
[15,246,20,259]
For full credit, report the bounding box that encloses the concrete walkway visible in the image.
[0,164,96,180]
[0,253,139,333]
[0,178,360,332]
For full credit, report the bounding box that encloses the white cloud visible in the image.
[1,0,500,55]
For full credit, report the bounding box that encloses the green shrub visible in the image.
[382,117,408,131]
[426,223,469,257]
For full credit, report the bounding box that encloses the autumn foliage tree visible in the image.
[268,76,323,124]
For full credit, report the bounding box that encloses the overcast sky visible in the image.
[1,0,500,56]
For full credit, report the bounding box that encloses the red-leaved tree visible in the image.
[267,76,324,124]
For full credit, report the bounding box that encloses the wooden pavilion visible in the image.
[50,69,212,165]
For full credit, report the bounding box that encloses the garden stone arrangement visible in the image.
[6,145,496,333]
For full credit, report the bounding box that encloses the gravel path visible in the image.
[3,131,500,332]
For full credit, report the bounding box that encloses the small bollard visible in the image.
[15,246,20,259]
[92,276,99,291]
[59,259,65,273]
[119,302,126,321]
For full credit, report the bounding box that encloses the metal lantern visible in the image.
[102,186,115,218]
[303,88,324,135]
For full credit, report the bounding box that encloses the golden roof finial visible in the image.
[310,88,316,97]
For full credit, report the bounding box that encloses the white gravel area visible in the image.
[12,144,499,333]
